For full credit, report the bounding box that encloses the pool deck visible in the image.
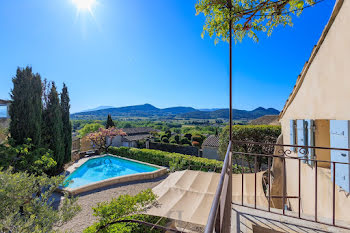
[60,154,168,195]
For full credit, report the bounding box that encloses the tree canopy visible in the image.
[195,0,316,43]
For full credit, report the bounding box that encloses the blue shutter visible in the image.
[297,120,308,162]
[305,119,315,166]
[290,120,296,152]
[330,120,350,193]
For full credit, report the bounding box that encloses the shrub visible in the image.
[174,135,180,144]
[108,147,246,173]
[184,133,192,140]
[219,125,281,171]
[180,137,191,145]
[170,139,177,144]
[84,189,165,233]
[161,137,169,143]
[0,168,80,232]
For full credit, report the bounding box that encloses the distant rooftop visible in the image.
[121,127,158,135]
[202,135,220,148]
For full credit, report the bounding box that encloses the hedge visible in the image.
[108,146,246,173]
[219,125,281,170]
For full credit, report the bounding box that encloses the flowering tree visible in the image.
[87,127,126,152]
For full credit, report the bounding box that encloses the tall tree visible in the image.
[42,82,65,169]
[105,114,115,129]
[9,67,43,146]
[61,83,72,164]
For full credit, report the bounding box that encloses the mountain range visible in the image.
[71,104,279,120]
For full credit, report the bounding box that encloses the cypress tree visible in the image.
[9,67,42,146]
[61,83,72,164]
[105,114,115,129]
[42,82,64,169]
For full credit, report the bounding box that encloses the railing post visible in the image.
[298,159,301,219]
[254,155,257,209]
[315,160,318,222]
[268,157,271,212]
[333,162,336,226]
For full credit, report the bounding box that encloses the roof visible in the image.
[202,135,220,148]
[279,0,344,120]
[0,99,11,105]
[122,134,151,142]
[250,115,280,126]
[121,127,157,135]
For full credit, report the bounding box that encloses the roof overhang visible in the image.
[279,0,344,120]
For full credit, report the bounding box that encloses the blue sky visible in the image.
[0,0,336,113]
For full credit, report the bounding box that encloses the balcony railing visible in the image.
[205,140,232,233]
[205,140,350,232]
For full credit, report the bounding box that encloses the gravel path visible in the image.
[58,175,167,233]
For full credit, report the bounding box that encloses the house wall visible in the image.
[202,146,220,160]
[108,135,123,147]
[279,0,350,224]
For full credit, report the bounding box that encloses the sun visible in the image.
[72,0,96,12]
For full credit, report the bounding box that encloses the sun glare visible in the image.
[72,0,96,12]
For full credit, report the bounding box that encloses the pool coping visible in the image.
[59,154,168,195]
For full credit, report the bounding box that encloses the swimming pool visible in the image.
[62,155,167,194]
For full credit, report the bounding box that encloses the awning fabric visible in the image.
[147,170,268,226]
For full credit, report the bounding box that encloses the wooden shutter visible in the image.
[290,120,296,152]
[305,119,315,166]
[330,120,350,193]
[297,120,308,163]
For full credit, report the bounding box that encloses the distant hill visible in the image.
[71,104,197,119]
[71,104,280,120]
[80,106,115,113]
[179,107,280,120]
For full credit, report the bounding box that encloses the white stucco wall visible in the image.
[202,146,220,160]
[278,0,350,224]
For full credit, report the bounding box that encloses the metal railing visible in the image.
[233,140,350,230]
[205,140,350,232]
[205,141,232,233]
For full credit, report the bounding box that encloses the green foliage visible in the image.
[161,137,169,143]
[9,67,43,146]
[164,129,171,139]
[106,114,115,129]
[174,135,180,143]
[184,133,192,140]
[191,134,204,144]
[195,0,315,43]
[0,139,57,175]
[108,146,246,173]
[84,189,165,233]
[219,125,281,170]
[0,168,80,233]
[180,137,191,145]
[170,139,177,144]
[61,83,72,164]
[42,82,65,169]
[79,123,104,138]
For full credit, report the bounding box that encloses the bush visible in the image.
[170,139,177,144]
[174,135,180,144]
[0,168,80,232]
[180,137,191,145]
[184,133,192,140]
[161,137,169,143]
[108,147,246,173]
[84,189,165,233]
[219,125,281,171]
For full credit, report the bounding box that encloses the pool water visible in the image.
[64,156,158,189]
